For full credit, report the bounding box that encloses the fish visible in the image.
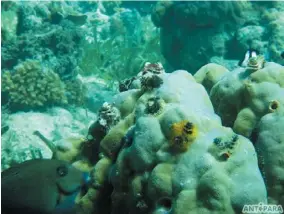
[238,48,259,67]
[281,51,284,59]
[1,159,90,214]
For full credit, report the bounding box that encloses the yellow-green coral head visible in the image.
[169,120,198,152]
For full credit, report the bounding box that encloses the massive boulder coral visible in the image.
[255,112,284,207]
[77,68,266,214]
[209,60,284,138]
[198,60,284,207]
[194,63,229,93]
[254,111,284,207]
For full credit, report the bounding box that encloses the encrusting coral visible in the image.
[1,60,67,111]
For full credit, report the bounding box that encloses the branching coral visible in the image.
[1,60,67,111]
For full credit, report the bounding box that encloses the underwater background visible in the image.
[1,1,284,214]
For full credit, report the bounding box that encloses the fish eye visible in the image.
[57,166,68,177]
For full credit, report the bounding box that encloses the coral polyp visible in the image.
[169,120,198,152]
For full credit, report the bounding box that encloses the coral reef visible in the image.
[1,1,84,79]
[151,1,249,73]
[255,112,284,207]
[1,60,67,111]
[74,69,266,214]
[264,7,284,65]
[194,63,229,93]
[151,1,284,73]
[196,60,284,206]
[209,61,284,138]
[2,2,284,213]
[101,1,122,15]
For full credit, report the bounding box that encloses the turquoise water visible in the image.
[1,1,284,214]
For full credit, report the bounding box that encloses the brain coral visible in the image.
[1,60,67,111]
[76,69,267,214]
